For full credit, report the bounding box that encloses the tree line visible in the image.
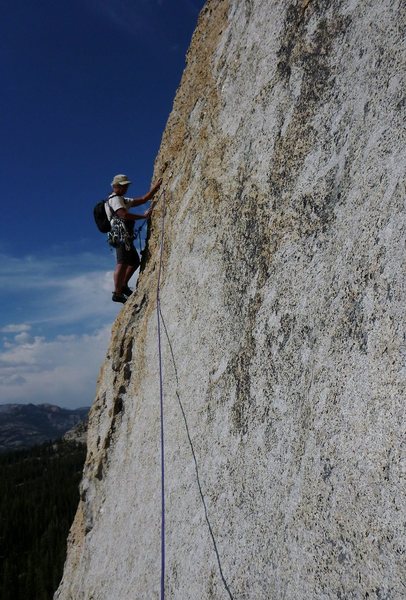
[0,440,86,600]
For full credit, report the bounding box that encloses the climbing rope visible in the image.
[135,219,147,255]
[154,187,234,599]
[158,305,235,600]
[156,188,167,600]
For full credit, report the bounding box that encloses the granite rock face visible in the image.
[56,1,406,598]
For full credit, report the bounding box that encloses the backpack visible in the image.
[93,199,111,233]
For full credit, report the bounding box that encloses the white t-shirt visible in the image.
[105,194,131,221]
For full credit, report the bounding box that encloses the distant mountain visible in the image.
[63,418,88,445]
[0,403,89,452]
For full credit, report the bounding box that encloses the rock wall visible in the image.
[56,1,406,598]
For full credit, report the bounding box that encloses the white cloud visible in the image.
[0,323,31,334]
[0,251,137,329]
[0,325,112,408]
[0,251,140,408]
[14,331,33,344]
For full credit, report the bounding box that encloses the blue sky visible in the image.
[1,0,205,408]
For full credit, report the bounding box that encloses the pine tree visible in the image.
[0,440,86,599]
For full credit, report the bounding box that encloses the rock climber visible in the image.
[106,173,162,303]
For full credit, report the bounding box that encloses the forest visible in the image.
[0,440,86,600]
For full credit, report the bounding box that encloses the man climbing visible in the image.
[106,173,162,303]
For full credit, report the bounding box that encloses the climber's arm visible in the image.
[116,205,155,220]
[128,178,162,207]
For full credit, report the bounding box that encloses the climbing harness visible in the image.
[107,216,134,250]
[135,222,146,254]
[106,215,146,255]
[155,187,234,600]
[105,194,149,253]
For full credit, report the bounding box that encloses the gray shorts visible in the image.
[116,244,140,267]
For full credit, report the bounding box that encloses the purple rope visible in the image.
[154,187,234,599]
[156,189,167,600]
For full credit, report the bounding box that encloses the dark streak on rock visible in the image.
[123,364,132,382]
[271,4,352,236]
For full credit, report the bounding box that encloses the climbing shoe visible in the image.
[122,285,133,297]
[112,292,127,304]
